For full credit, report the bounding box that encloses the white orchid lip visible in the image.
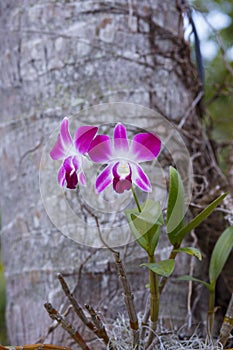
[117,161,131,177]
[88,123,161,194]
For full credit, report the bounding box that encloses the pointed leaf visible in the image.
[167,167,185,243]
[141,259,175,277]
[177,275,211,290]
[125,199,163,255]
[171,193,227,245]
[173,247,202,261]
[209,226,233,283]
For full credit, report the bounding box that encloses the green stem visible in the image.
[207,285,215,341]
[146,254,159,348]
[131,186,141,213]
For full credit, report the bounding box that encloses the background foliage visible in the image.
[192,0,233,171]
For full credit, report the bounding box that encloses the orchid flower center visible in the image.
[117,161,130,177]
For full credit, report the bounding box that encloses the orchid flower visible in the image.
[50,117,98,189]
[88,123,161,194]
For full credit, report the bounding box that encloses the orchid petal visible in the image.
[78,171,86,186]
[58,164,66,187]
[50,136,66,160]
[74,126,98,154]
[133,164,152,192]
[60,117,73,147]
[88,135,112,163]
[50,117,73,160]
[113,123,129,153]
[95,164,114,193]
[63,156,79,173]
[131,132,161,162]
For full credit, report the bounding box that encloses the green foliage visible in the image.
[141,260,175,278]
[125,199,163,256]
[178,226,233,289]
[166,167,185,239]
[192,0,233,171]
[127,168,226,261]
[170,192,227,245]
[126,163,227,343]
[173,247,202,261]
[177,275,211,289]
[177,226,233,337]
[166,167,227,245]
[209,226,233,283]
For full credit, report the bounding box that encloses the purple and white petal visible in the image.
[50,118,73,160]
[131,133,161,162]
[50,135,66,160]
[58,164,66,187]
[74,126,98,154]
[95,164,114,193]
[60,117,73,148]
[88,135,113,163]
[132,164,152,192]
[63,156,79,173]
[113,123,129,153]
[78,171,86,186]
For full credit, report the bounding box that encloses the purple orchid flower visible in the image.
[88,123,161,194]
[50,117,98,189]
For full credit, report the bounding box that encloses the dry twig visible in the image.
[44,302,91,350]
[57,273,116,349]
[83,203,140,349]
[219,293,233,347]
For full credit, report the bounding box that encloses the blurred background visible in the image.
[185,0,233,172]
[0,0,232,345]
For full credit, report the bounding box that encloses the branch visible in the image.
[35,305,73,343]
[112,250,140,349]
[83,204,140,349]
[219,293,233,347]
[84,304,115,349]
[44,303,91,350]
[57,274,115,349]
[57,273,94,329]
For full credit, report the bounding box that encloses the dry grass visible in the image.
[105,314,225,350]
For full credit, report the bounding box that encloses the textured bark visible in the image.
[0,0,232,347]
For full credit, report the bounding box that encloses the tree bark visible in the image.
[0,0,232,347]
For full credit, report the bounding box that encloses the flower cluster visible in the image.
[50,118,161,193]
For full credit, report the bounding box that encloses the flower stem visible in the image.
[146,254,159,348]
[131,186,141,212]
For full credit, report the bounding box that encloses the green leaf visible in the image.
[141,259,175,277]
[171,193,227,245]
[125,199,163,255]
[177,275,211,290]
[209,226,233,283]
[167,167,185,243]
[173,247,202,261]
